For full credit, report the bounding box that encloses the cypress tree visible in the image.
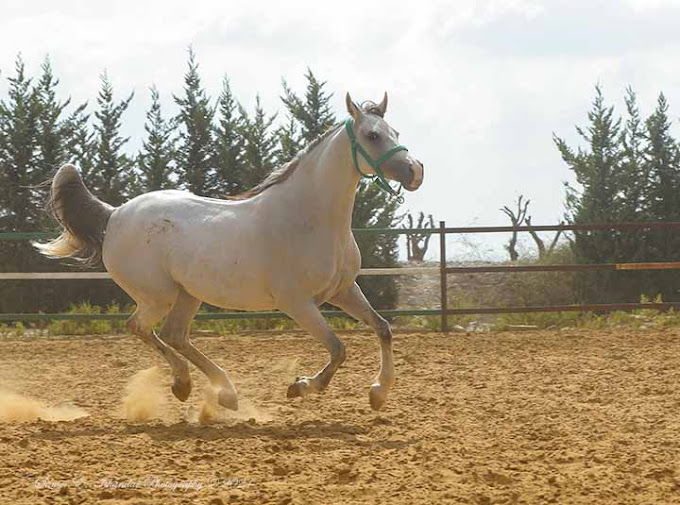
[0,54,41,232]
[0,55,44,312]
[276,115,301,165]
[34,57,71,191]
[554,86,625,302]
[281,68,335,143]
[138,85,176,192]
[174,48,215,196]
[614,87,651,296]
[214,77,245,195]
[619,87,647,224]
[62,102,95,184]
[645,93,680,227]
[643,93,680,300]
[238,95,278,189]
[91,72,134,206]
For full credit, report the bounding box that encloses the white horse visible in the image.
[36,93,424,411]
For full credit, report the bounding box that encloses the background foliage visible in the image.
[0,53,402,313]
[555,86,680,303]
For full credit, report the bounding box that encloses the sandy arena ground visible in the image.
[1,328,680,504]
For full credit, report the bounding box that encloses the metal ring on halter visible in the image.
[344,118,408,203]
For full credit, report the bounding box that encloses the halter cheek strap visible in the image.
[344,118,408,203]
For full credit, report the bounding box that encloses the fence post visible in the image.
[439,220,448,333]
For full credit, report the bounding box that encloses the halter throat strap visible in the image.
[344,118,408,202]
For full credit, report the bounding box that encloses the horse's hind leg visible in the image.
[160,289,239,411]
[329,282,394,411]
[127,303,192,402]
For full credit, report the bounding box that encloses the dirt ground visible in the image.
[1,328,680,505]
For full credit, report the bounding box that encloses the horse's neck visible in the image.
[271,129,360,233]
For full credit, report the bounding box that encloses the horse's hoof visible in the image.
[369,383,388,411]
[286,382,302,398]
[171,376,192,402]
[217,388,239,411]
[286,378,311,399]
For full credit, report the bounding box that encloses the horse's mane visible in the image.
[226,123,342,201]
[226,102,383,201]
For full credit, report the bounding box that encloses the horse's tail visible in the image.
[34,164,115,266]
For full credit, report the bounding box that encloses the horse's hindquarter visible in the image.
[104,191,269,310]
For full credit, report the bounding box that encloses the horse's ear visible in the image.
[346,92,361,120]
[377,92,388,117]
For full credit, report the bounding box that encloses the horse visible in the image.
[35,93,424,411]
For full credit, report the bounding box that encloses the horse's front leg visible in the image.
[281,300,346,399]
[329,282,394,410]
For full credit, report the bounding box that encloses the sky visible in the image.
[2,0,680,259]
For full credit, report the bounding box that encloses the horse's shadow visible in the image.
[30,419,416,449]
[126,420,365,443]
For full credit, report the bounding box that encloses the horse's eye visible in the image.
[367,131,379,141]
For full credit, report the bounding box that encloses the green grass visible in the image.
[2,294,680,338]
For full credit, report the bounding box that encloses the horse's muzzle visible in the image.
[404,161,424,191]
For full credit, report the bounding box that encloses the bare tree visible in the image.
[500,195,529,261]
[525,216,563,260]
[402,212,435,262]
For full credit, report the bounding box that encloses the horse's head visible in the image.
[345,92,424,192]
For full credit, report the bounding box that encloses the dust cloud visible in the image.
[0,389,88,422]
[121,367,166,422]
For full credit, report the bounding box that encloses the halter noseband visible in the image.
[344,118,408,202]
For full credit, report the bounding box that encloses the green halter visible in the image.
[344,118,408,202]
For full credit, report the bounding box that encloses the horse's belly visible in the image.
[311,270,356,305]
[173,259,277,311]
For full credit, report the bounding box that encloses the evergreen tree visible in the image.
[91,72,134,206]
[645,93,680,227]
[138,85,176,192]
[214,76,244,195]
[174,48,215,196]
[33,57,71,192]
[614,87,650,295]
[556,86,623,232]
[643,93,680,300]
[554,86,625,302]
[276,115,301,165]
[0,54,41,232]
[619,87,648,223]
[62,102,95,184]
[0,55,52,313]
[238,95,278,189]
[281,69,335,143]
